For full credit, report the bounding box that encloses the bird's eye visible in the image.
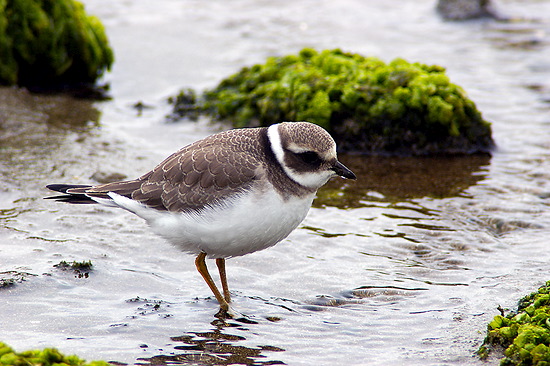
[297,151,322,166]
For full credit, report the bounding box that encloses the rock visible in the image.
[169,48,494,156]
[0,0,113,93]
[436,0,496,20]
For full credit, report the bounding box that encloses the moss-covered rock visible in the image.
[480,281,550,365]
[170,48,494,155]
[0,0,113,91]
[0,342,109,366]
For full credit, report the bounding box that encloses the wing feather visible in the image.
[47,128,265,213]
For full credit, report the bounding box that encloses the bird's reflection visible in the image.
[137,318,285,365]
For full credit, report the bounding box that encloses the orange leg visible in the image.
[195,252,229,313]
[216,258,231,303]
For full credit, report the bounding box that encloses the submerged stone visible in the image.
[170,48,494,156]
[437,0,496,20]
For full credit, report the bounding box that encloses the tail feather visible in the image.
[45,184,96,204]
[45,180,143,205]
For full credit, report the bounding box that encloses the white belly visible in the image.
[135,189,315,258]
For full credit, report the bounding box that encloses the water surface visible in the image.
[1,1,549,365]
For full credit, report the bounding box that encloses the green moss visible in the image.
[0,0,113,89]
[54,260,93,278]
[54,260,93,270]
[0,271,36,288]
[167,88,200,122]
[0,278,15,288]
[0,342,109,366]
[171,48,493,155]
[480,281,550,365]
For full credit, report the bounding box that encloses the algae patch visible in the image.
[169,48,494,155]
[54,260,93,278]
[0,271,37,288]
[480,281,550,365]
[0,342,109,366]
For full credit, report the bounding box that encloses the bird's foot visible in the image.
[215,305,234,319]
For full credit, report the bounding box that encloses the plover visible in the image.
[46,121,356,316]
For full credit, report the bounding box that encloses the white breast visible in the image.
[108,189,315,258]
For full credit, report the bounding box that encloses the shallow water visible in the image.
[1,0,550,365]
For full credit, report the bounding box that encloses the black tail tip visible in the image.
[45,184,95,204]
[46,184,92,194]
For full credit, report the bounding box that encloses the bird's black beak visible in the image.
[333,160,356,180]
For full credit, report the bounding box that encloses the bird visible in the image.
[46,121,356,317]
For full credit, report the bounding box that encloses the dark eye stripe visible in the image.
[297,151,322,165]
